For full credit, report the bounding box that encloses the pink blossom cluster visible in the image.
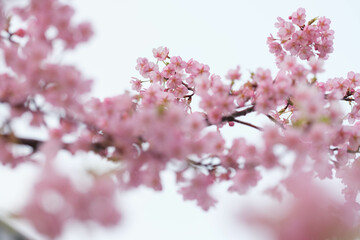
[1,1,360,239]
[22,166,120,238]
[13,0,93,49]
[244,173,359,240]
[268,8,334,63]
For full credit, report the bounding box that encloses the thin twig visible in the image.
[330,146,359,154]
[232,119,263,131]
[266,114,285,129]
[187,159,221,171]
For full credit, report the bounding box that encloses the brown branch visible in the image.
[229,105,255,118]
[183,93,195,98]
[342,97,355,102]
[1,134,42,151]
[278,99,292,114]
[220,105,255,122]
[0,133,108,155]
[205,105,256,128]
[181,81,195,99]
[232,119,263,131]
[2,102,257,158]
[181,81,194,92]
[324,93,355,102]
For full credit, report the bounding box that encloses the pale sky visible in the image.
[1,0,360,239]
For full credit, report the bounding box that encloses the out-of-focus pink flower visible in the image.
[242,175,359,240]
[22,167,121,238]
[226,66,241,81]
[308,56,324,74]
[347,71,360,88]
[228,169,262,194]
[178,173,217,211]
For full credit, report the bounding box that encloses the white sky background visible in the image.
[1,0,360,239]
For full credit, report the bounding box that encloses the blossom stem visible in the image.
[266,114,285,129]
[232,119,263,131]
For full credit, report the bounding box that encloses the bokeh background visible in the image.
[1,0,360,239]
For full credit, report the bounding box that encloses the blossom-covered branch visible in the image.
[1,2,360,239]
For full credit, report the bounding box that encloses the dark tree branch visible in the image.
[205,105,256,129]
[228,105,255,118]
[232,119,263,131]
[1,134,42,151]
[219,106,255,123]
[0,133,109,156]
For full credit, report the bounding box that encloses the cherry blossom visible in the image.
[290,8,306,26]
[152,46,169,61]
[1,2,360,239]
